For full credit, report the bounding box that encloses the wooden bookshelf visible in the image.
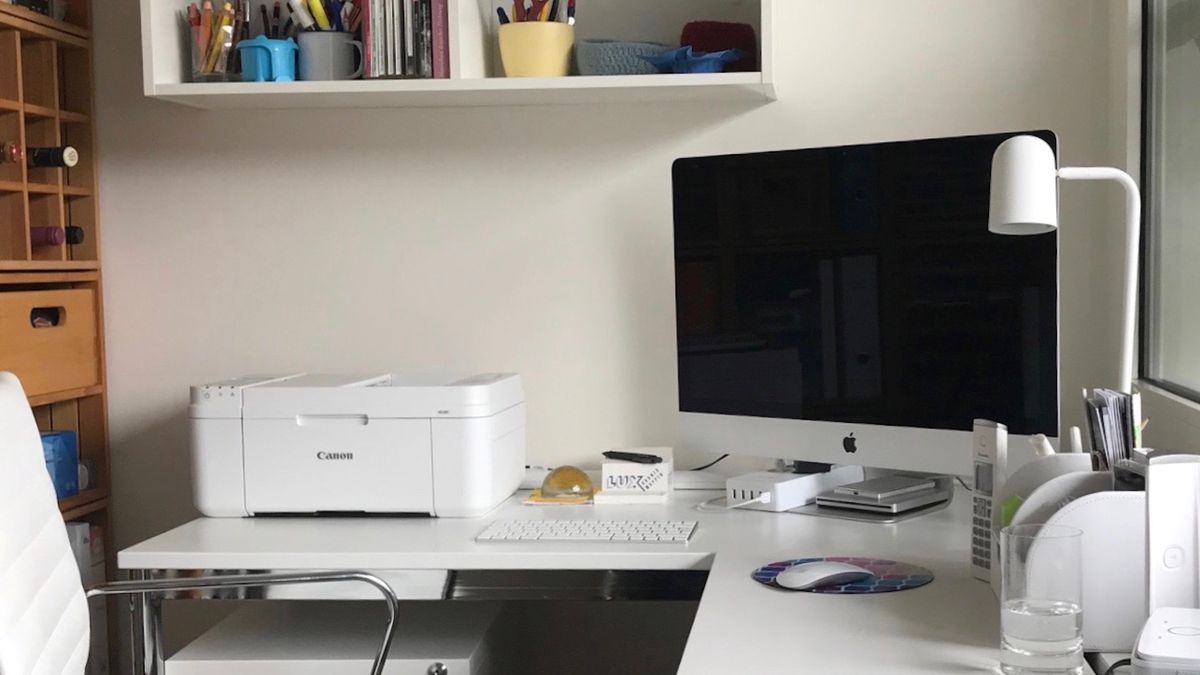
[0,1,112,671]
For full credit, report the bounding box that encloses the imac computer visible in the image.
[672,131,1059,476]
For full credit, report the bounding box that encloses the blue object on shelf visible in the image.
[42,431,79,500]
[641,46,745,74]
[238,36,299,82]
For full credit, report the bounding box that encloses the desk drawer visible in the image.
[0,289,100,397]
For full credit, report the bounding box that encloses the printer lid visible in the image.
[240,372,524,419]
[1136,607,1200,667]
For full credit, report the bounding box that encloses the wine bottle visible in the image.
[65,225,85,245]
[27,145,78,169]
[30,226,65,247]
[1,141,22,164]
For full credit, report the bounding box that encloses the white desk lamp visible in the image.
[989,135,1142,393]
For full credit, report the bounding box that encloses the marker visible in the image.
[548,0,559,21]
[307,0,331,29]
[288,0,316,30]
[496,6,509,24]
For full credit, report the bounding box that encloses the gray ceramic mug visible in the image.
[298,31,364,80]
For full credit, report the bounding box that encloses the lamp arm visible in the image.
[1058,166,1142,393]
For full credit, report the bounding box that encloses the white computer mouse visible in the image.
[774,561,874,591]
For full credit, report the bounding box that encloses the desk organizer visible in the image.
[998,456,1146,652]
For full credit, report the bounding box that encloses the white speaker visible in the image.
[1146,450,1200,613]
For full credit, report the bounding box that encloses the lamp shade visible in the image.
[989,135,1059,235]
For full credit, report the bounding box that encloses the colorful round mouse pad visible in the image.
[752,557,934,594]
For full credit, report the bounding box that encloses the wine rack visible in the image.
[0,1,96,269]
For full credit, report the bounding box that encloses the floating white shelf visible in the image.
[140,0,775,109]
[149,72,773,109]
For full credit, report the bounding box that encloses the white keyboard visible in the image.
[475,519,698,544]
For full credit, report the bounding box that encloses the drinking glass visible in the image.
[1000,524,1084,674]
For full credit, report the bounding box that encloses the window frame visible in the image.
[1139,0,1200,405]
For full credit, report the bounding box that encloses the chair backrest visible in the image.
[0,372,89,675]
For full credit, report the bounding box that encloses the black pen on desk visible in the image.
[496,6,510,24]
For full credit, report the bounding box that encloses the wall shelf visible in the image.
[141,0,775,109]
[151,72,774,110]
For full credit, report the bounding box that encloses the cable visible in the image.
[1102,658,1131,675]
[689,453,730,472]
[694,492,771,512]
[955,476,970,490]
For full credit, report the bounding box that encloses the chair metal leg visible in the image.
[88,570,399,675]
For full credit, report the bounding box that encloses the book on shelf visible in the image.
[361,0,445,79]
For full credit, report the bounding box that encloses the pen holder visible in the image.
[498,22,574,78]
[237,36,298,83]
[190,22,238,82]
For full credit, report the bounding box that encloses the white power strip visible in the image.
[725,466,865,513]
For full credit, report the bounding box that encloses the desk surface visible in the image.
[120,487,1022,674]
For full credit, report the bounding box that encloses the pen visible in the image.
[512,0,525,22]
[272,1,281,37]
[566,0,575,25]
[548,0,559,22]
[260,4,271,35]
[330,0,343,31]
[602,450,663,465]
[240,0,250,40]
[496,6,509,24]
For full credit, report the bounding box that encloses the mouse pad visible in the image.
[751,557,935,594]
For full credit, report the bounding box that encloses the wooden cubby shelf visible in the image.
[0,7,98,268]
[0,1,109,669]
[27,383,104,407]
[58,488,107,515]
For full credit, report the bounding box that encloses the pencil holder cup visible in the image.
[498,22,574,78]
[238,36,298,83]
[190,23,237,82]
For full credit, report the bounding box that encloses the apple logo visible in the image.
[842,433,858,454]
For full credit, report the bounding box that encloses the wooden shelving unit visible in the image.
[0,1,112,670]
[140,0,776,109]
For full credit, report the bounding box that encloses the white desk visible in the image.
[120,487,1083,674]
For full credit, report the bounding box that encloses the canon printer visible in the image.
[189,373,525,517]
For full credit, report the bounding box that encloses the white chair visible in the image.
[0,371,401,675]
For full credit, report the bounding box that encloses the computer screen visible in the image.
[673,131,1059,455]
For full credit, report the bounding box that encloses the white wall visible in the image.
[95,0,1125,548]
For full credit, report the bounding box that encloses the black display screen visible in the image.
[673,131,1059,436]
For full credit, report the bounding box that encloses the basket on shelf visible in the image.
[574,39,670,76]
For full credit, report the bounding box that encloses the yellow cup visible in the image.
[498,22,575,77]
